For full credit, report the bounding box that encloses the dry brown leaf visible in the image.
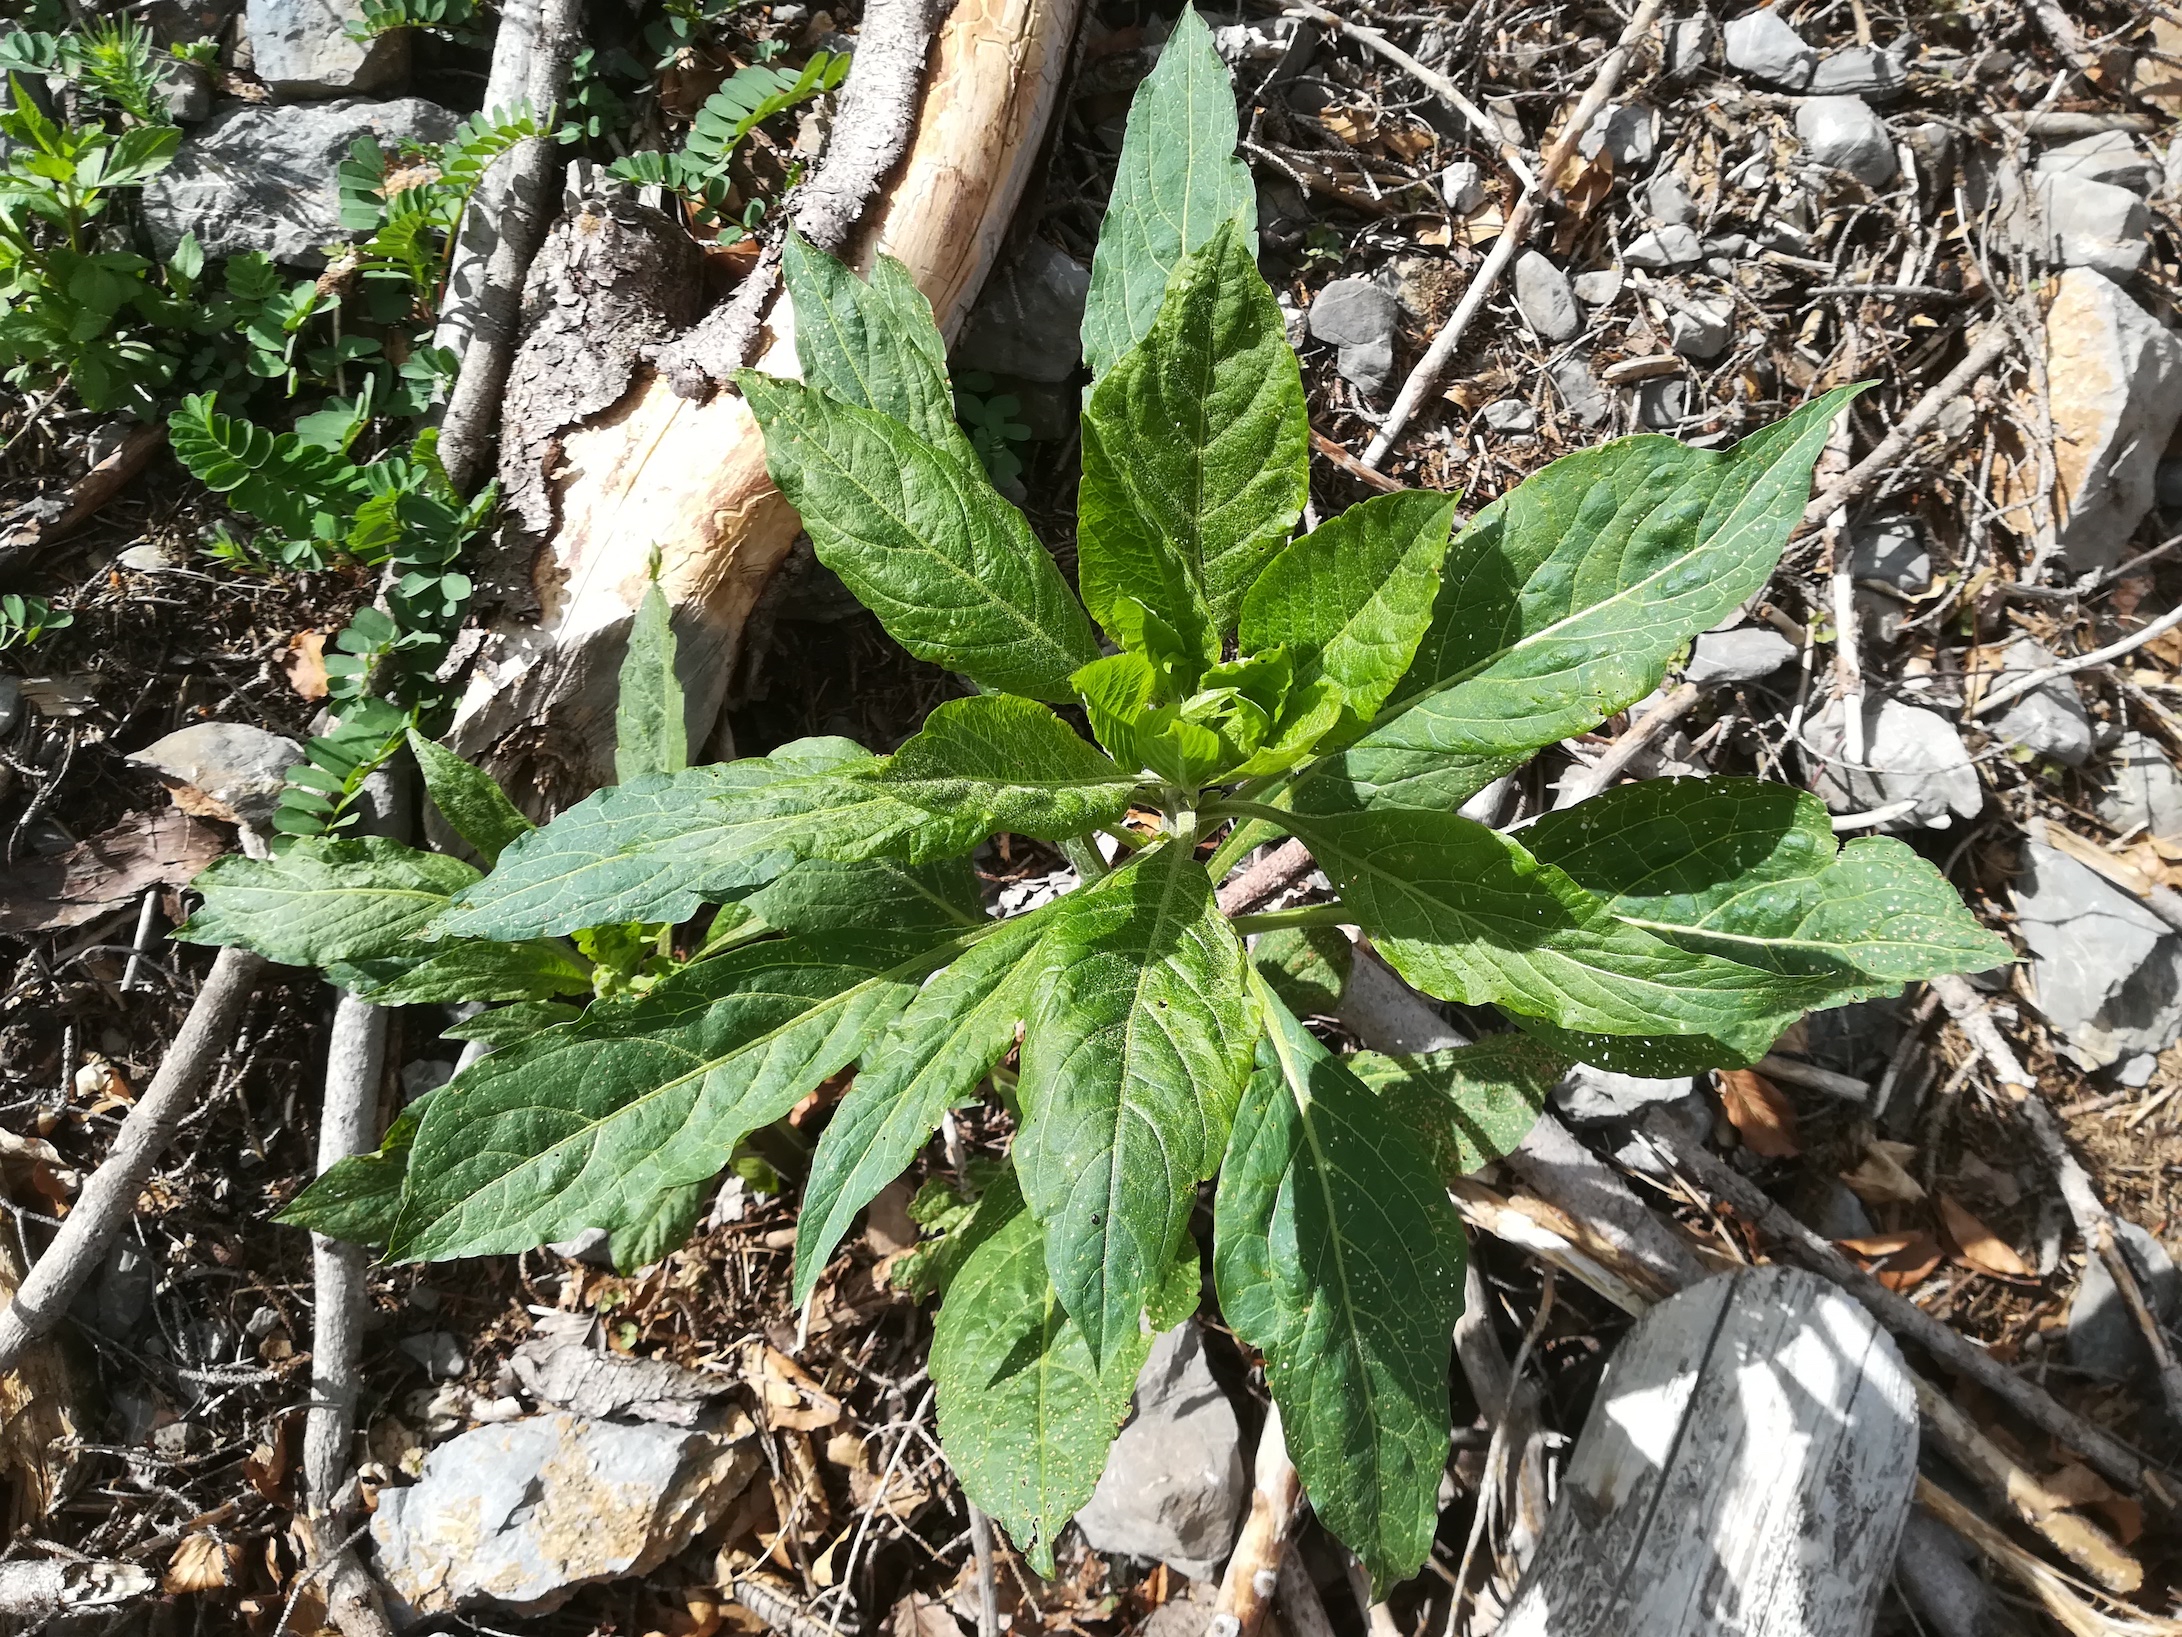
[1414,221,1452,247]
[1381,124,1433,161]
[1838,1231,1943,1292]
[163,1533,242,1594]
[1841,1140,1926,1204]
[893,1590,968,1637]
[281,631,329,701]
[1939,1193,2033,1279]
[1460,203,1506,245]
[1716,1069,1799,1157]
[0,808,227,935]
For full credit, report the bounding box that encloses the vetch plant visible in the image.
[184,7,2009,1592]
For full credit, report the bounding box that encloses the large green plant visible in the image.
[184,7,2007,1591]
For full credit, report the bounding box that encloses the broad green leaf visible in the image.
[1215,982,1464,1592]
[1520,778,2015,985]
[1345,1036,1563,1178]
[739,373,1101,702]
[1286,387,1862,814]
[869,695,1139,843]
[385,929,976,1265]
[931,1169,1197,1575]
[793,910,1053,1303]
[781,231,969,459]
[1250,923,1353,1017]
[279,1099,424,1244]
[1239,489,1457,726]
[615,574,689,783]
[1079,219,1308,645]
[1266,805,1827,1058]
[407,729,532,867]
[1081,4,1255,382]
[441,999,583,1049]
[1017,842,1254,1365]
[325,938,592,1004]
[178,838,479,966]
[742,856,984,941]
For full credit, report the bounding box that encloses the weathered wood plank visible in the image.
[1497,1266,1916,1637]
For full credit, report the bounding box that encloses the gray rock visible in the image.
[0,675,19,738]
[2067,1220,2181,1384]
[142,97,458,265]
[1808,45,1906,97]
[2097,732,2182,841]
[1663,12,1719,80]
[1636,375,1689,428]
[1075,1323,1246,1580]
[399,1331,466,1381]
[1850,514,1931,591]
[1989,638,2095,767]
[1551,357,1612,427]
[2160,457,2182,509]
[1809,697,1982,829]
[1334,338,1394,396]
[127,722,304,829]
[2034,174,2150,280]
[1667,298,1732,360]
[1308,278,1399,394]
[2036,131,2160,197]
[2013,839,2182,1070]
[506,1339,730,1427]
[156,59,213,122]
[1439,159,1485,214]
[1623,224,1703,267]
[1796,96,1897,186]
[1482,399,1538,434]
[951,239,1090,384]
[1643,168,1697,225]
[1685,626,1794,684]
[1723,7,1815,87]
[1572,269,1623,307]
[1580,103,1656,171]
[244,0,406,96]
[2042,270,2182,571]
[1802,1179,1876,1242]
[1552,1065,1698,1126]
[1897,1511,2014,1637]
[1512,251,1581,342]
[372,1413,760,1618]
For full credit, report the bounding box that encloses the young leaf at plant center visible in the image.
[781,232,971,461]
[930,1168,1199,1575]
[178,838,479,967]
[738,373,1101,703]
[384,929,977,1267]
[865,694,1139,843]
[1345,1036,1564,1179]
[1080,3,1255,382]
[324,938,592,1005]
[794,909,1054,1303]
[1239,489,1458,730]
[1016,841,1253,1365]
[1079,217,1308,645]
[1215,981,1465,1591]
[1282,386,1862,816]
[616,566,688,784]
[1518,778,2015,986]
[407,729,532,867]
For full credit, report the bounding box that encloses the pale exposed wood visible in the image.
[1498,1266,1917,1637]
[450,0,1083,803]
[1210,1405,1301,1637]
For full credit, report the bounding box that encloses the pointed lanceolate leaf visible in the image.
[739,373,1101,702]
[1017,841,1254,1365]
[407,730,532,867]
[1287,387,1863,814]
[869,694,1139,843]
[1080,219,1308,645]
[615,575,689,783]
[1344,1036,1564,1179]
[1240,489,1457,726]
[1081,4,1256,381]
[741,856,984,941]
[781,232,970,459]
[793,910,1053,1303]
[386,930,974,1265]
[177,838,480,966]
[1215,983,1465,1592]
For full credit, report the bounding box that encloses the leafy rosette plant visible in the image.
[184,7,2009,1591]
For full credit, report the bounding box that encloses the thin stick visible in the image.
[0,947,262,1373]
[1217,838,1315,916]
[1311,429,1406,495]
[1915,1479,2182,1637]
[965,1505,1001,1637]
[1361,0,1669,467]
[1968,601,2182,719]
[1555,682,1700,807]
[1210,1405,1302,1637]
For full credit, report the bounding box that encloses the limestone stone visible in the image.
[2036,131,2159,196]
[1795,96,1896,186]
[1074,1324,1245,1580]
[1809,697,1981,829]
[1623,224,1703,268]
[244,0,406,96]
[2034,174,2150,280]
[1723,7,1814,87]
[1512,251,1581,342]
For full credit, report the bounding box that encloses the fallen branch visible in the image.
[1361,0,1668,467]
[1310,429,1406,495]
[0,946,262,1373]
[0,1559,155,1618]
[0,423,167,572]
[1915,1479,2182,1637]
[1554,681,1700,807]
[1216,837,1315,916]
[1209,1405,1302,1637]
[1967,601,2182,720]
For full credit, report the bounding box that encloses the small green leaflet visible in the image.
[178,838,479,966]
[1016,841,1253,1365]
[793,909,1053,1303]
[1239,489,1458,728]
[325,938,592,1005]
[615,573,689,784]
[1080,4,1256,382]
[1345,1036,1562,1179]
[869,695,1139,843]
[1519,778,2015,985]
[407,730,532,867]
[1215,982,1464,1593]
[1285,387,1861,814]
[1079,219,1308,646]
[739,373,1102,703]
[931,1168,1199,1575]
[781,231,971,461]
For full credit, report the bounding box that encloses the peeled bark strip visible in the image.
[451,0,1084,808]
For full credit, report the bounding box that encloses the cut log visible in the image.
[449,0,1083,809]
[1497,1265,1916,1637]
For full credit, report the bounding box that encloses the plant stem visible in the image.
[1059,834,1109,884]
[1229,902,1348,936]
[1203,816,1275,881]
